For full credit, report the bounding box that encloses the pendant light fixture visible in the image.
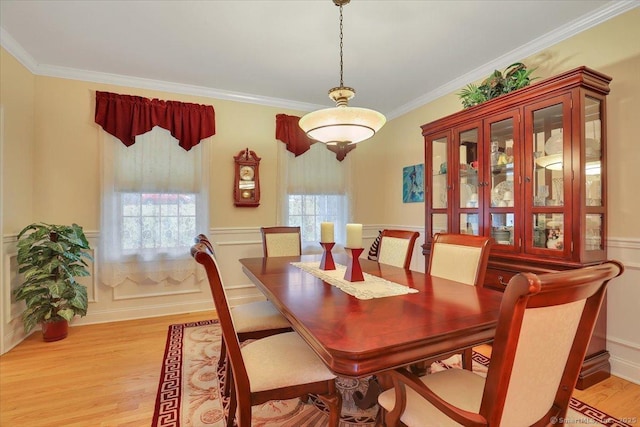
[299,0,386,147]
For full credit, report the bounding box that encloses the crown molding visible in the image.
[0,27,324,113]
[36,62,326,112]
[0,27,39,72]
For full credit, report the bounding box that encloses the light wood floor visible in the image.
[1,312,639,427]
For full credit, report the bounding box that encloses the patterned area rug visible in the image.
[152,320,633,427]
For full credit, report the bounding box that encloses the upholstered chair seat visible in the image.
[378,368,484,426]
[242,332,336,392]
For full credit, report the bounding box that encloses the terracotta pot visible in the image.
[42,319,68,342]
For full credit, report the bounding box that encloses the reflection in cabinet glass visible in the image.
[585,96,603,209]
[461,213,479,235]
[532,213,565,250]
[533,103,565,207]
[432,136,448,209]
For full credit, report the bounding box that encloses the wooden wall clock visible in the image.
[233,148,261,207]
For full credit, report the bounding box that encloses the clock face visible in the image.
[239,165,255,181]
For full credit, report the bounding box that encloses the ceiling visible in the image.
[0,1,635,119]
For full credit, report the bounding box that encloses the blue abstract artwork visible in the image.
[403,164,424,203]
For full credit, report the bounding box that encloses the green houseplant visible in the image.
[457,62,538,108]
[14,222,93,341]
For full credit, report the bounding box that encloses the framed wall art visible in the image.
[403,164,424,203]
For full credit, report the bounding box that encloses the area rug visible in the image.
[152,320,633,427]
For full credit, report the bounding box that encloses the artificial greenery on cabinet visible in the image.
[457,62,538,108]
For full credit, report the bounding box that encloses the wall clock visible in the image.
[233,148,261,207]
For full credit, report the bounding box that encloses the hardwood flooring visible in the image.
[1,313,638,426]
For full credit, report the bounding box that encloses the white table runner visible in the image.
[290,262,419,300]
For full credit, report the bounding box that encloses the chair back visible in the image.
[195,233,215,256]
[190,244,252,412]
[377,229,419,269]
[260,226,301,257]
[480,261,624,426]
[427,233,493,285]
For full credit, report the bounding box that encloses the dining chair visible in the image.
[376,229,420,269]
[191,243,342,427]
[377,260,624,427]
[428,233,493,286]
[424,233,494,371]
[194,234,292,396]
[260,226,302,257]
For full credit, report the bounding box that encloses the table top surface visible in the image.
[240,254,504,377]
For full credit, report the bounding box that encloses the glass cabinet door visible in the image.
[428,134,450,236]
[456,127,480,236]
[584,95,604,256]
[485,112,518,250]
[525,94,571,257]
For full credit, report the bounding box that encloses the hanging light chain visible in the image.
[328,0,355,105]
[339,2,344,88]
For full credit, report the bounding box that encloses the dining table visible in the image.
[239,253,504,378]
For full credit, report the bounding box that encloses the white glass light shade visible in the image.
[535,153,563,170]
[536,154,601,175]
[299,106,386,145]
[585,161,601,176]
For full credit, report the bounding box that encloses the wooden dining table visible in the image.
[240,254,504,378]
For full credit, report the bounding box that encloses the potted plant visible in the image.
[457,62,538,108]
[14,222,93,341]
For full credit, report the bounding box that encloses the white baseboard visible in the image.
[607,335,640,385]
[71,287,267,327]
[610,355,640,385]
[71,300,214,326]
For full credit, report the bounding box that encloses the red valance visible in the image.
[275,114,313,156]
[95,91,215,151]
[275,114,355,161]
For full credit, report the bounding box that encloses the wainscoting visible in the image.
[2,227,637,386]
[605,237,640,384]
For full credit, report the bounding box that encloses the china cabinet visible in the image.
[422,66,611,389]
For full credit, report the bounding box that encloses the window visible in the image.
[100,127,209,287]
[287,194,345,245]
[278,143,351,252]
[120,192,197,252]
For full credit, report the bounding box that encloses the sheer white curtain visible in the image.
[100,126,209,287]
[277,142,353,253]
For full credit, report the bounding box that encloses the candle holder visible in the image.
[344,247,365,282]
[319,242,336,270]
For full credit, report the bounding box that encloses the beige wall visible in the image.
[1,48,36,232]
[365,8,640,240]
